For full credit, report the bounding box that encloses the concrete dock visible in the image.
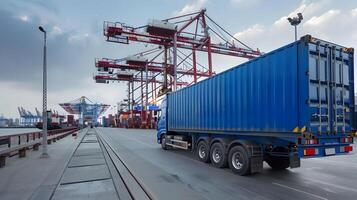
[96,128,357,200]
[0,129,86,200]
[51,129,119,200]
[0,127,356,200]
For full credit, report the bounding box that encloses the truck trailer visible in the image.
[157,35,355,175]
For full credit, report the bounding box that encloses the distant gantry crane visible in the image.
[59,96,110,127]
[94,9,261,128]
[18,107,42,126]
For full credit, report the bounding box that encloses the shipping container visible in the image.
[157,35,355,175]
[67,115,74,125]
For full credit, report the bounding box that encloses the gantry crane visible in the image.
[95,9,261,128]
[59,96,110,127]
[94,62,189,128]
[103,9,260,90]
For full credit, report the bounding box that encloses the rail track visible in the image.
[96,128,154,200]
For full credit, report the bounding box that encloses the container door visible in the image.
[330,46,351,133]
[308,42,351,134]
[308,43,330,133]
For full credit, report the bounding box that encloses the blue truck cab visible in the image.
[157,35,354,175]
[157,97,167,144]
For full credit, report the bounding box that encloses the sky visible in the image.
[0,0,356,118]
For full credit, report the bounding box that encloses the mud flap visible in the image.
[289,153,300,168]
[250,156,263,173]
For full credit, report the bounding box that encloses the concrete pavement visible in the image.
[51,129,119,200]
[1,127,355,200]
[97,127,357,200]
[0,129,86,200]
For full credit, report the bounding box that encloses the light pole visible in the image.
[39,26,48,158]
[287,13,303,41]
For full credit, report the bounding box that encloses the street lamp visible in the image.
[39,26,48,158]
[287,13,303,41]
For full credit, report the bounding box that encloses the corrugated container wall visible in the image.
[167,35,354,136]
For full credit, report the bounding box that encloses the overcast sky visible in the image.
[0,0,356,118]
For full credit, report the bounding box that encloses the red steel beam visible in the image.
[103,16,261,59]
[104,28,260,59]
[94,75,188,86]
[192,49,197,83]
[96,60,211,77]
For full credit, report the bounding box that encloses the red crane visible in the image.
[95,9,261,128]
[103,9,260,91]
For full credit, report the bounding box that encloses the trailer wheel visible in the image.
[228,146,250,175]
[210,142,227,168]
[197,140,210,163]
[266,156,289,170]
[161,135,171,150]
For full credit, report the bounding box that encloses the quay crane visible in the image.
[95,9,261,128]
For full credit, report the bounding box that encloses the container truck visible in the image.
[157,35,355,175]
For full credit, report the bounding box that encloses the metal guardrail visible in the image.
[0,128,78,168]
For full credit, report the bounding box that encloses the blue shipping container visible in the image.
[167,35,355,138]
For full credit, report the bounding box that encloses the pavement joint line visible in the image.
[67,163,106,168]
[72,152,103,157]
[272,182,328,200]
[59,177,112,186]
[48,128,89,199]
[51,129,119,197]
[90,129,122,199]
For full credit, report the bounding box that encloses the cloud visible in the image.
[233,24,264,46]
[230,0,261,7]
[304,10,340,27]
[67,33,90,44]
[50,26,63,35]
[234,1,357,47]
[0,3,149,118]
[174,0,207,16]
[273,0,334,28]
[0,7,123,118]
[232,2,357,89]
[4,0,59,26]
[352,7,357,17]
[19,15,29,22]
[302,8,357,41]
[0,9,81,87]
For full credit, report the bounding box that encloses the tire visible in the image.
[228,146,250,175]
[210,142,227,168]
[266,156,290,170]
[161,135,171,150]
[197,140,210,163]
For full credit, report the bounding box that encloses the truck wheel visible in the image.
[266,156,289,170]
[210,142,227,168]
[228,146,250,175]
[161,135,171,150]
[197,140,210,163]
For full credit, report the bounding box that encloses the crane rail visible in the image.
[96,128,153,200]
